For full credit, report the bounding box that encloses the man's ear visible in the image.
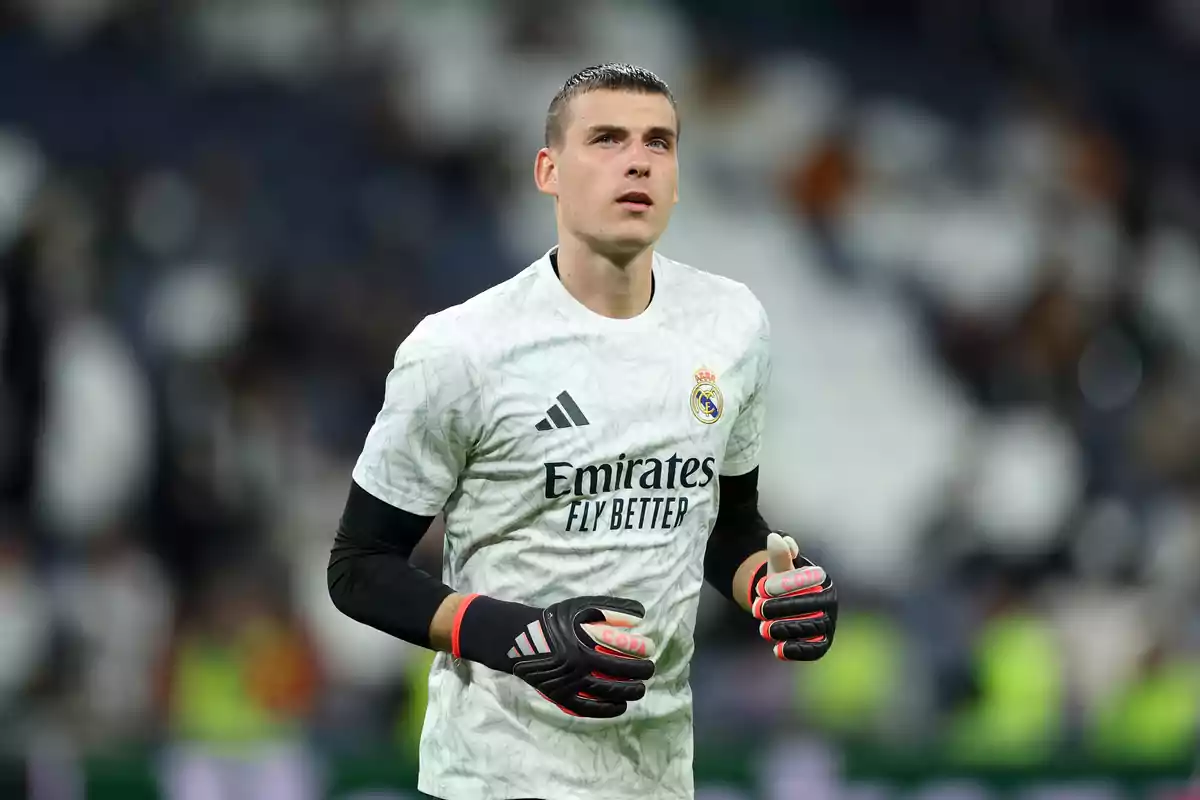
[534,147,558,196]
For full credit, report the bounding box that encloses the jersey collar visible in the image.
[535,246,667,331]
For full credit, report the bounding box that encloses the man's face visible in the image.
[537,89,679,259]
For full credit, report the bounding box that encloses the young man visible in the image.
[328,63,837,800]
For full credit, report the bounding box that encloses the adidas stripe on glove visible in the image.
[751,532,837,661]
[451,594,656,719]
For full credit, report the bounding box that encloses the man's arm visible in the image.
[327,480,461,650]
[709,291,774,607]
[331,315,481,650]
[704,468,772,611]
[328,480,656,718]
[705,468,837,661]
[706,294,836,659]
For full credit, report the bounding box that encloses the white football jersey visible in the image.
[352,247,770,800]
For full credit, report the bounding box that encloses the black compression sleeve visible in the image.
[327,481,452,649]
[705,467,772,604]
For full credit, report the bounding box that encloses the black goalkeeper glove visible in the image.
[451,594,656,719]
[750,532,837,661]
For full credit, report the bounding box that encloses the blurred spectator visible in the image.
[0,522,52,741]
[51,525,172,746]
[1088,629,1200,766]
[158,564,322,800]
[945,574,1067,765]
[0,133,49,516]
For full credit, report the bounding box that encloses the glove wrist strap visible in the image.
[452,594,542,674]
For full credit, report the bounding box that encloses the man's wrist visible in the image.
[732,550,769,613]
[429,592,467,652]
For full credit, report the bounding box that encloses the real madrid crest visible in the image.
[690,368,723,424]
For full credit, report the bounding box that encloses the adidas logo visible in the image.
[506,620,552,659]
[535,391,590,431]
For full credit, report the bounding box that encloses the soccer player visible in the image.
[328,63,838,800]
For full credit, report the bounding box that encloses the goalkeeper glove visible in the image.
[751,532,837,661]
[451,594,656,719]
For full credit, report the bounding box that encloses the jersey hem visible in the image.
[418,776,686,800]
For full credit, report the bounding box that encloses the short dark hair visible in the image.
[544,63,678,148]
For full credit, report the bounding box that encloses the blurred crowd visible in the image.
[0,0,1198,783]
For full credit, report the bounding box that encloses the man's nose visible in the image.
[626,160,650,178]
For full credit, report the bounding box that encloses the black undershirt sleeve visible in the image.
[705,467,772,604]
[327,481,453,649]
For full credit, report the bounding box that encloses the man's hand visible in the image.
[451,594,656,718]
[752,533,837,661]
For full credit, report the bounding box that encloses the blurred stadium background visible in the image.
[1,1,1199,798]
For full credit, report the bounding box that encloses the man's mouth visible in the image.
[617,191,653,209]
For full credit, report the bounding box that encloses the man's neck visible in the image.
[553,237,655,320]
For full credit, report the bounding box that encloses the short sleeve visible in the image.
[721,298,771,477]
[352,317,483,516]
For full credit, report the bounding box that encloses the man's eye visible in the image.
[649,139,670,150]
[594,134,616,144]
